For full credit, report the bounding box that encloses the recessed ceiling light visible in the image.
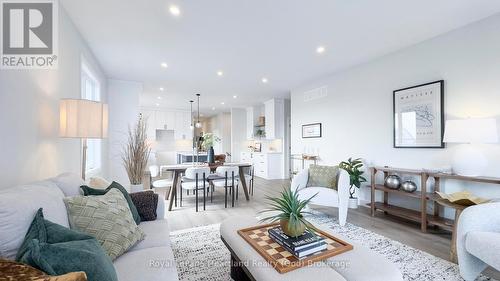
[212,107,216,111]
[233,95,237,99]
[169,5,180,16]
[217,71,223,76]
[221,102,225,105]
[159,87,164,91]
[261,77,268,83]
[155,103,160,106]
[157,96,162,100]
[160,62,168,68]
[316,46,326,54]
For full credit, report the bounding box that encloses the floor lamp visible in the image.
[59,99,108,180]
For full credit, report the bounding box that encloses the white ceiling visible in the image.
[61,0,500,115]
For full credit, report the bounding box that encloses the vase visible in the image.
[348,198,358,209]
[129,183,143,193]
[280,218,306,237]
[208,146,215,163]
[384,175,401,189]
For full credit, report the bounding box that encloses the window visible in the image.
[81,59,102,177]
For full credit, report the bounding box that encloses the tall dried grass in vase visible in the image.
[122,116,150,185]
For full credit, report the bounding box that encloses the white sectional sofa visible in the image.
[0,173,179,281]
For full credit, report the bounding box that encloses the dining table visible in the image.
[160,162,253,211]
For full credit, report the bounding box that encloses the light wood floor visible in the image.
[156,177,499,279]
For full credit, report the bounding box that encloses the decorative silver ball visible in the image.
[384,175,401,189]
[401,181,418,193]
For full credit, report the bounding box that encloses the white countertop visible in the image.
[242,151,282,154]
[176,151,208,156]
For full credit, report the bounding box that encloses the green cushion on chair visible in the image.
[306,165,339,190]
[80,181,141,225]
[16,208,117,281]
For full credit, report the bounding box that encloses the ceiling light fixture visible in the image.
[195,94,202,128]
[261,77,268,83]
[221,102,225,105]
[316,46,326,54]
[160,62,168,68]
[189,100,194,130]
[217,71,223,76]
[159,87,164,91]
[169,5,180,16]
[233,95,237,99]
[212,107,216,111]
[157,96,162,100]
[155,103,160,107]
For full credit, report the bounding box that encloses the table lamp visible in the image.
[59,99,108,180]
[443,118,498,176]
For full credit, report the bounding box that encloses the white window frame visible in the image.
[81,58,102,177]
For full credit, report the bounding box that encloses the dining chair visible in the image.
[246,165,255,196]
[235,165,255,200]
[212,166,239,208]
[149,165,174,199]
[181,167,210,212]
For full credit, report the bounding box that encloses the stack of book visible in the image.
[268,227,326,259]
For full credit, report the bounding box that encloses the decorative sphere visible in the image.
[384,175,401,189]
[401,180,418,193]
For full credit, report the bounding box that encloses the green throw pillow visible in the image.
[306,165,339,190]
[16,208,117,281]
[64,189,145,260]
[80,181,141,225]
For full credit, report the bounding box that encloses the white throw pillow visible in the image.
[0,181,69,260]
[49,173,85,197]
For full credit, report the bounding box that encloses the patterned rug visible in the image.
[169,212,495,281]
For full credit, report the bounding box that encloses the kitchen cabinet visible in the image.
[240,152,283,180]
[139,108,192,141]
[264,98,284,139]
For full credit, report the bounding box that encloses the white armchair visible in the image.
[457,202,500,281]
[291,168,351,226]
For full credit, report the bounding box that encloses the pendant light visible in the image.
[195,93,202,128]
[189,100,194,130]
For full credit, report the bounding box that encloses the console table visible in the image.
[369,166,500,262]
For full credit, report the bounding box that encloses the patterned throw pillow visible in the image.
[64,189,145,260]
[0,259,88,281]
[306,165,339,190]
[129,191,158,221]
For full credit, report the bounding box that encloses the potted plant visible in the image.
[201,133,220,163]
[122,115,150,192]
[259,186,317,237]
[339,157,367,209]
[255,129,265,139]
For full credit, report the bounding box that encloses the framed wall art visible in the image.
[302,123,322,138]
[393,80,444,148]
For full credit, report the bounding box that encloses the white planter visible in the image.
[129,183,144,193]
[348,198,358,209]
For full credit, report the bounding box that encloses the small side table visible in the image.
[434,198,467,263]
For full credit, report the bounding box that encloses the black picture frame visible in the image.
[393,80,445,148]
[302,123,322,138]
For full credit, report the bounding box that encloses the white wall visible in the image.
[206,112,231,155]
[291,14,500,217]
[231,108,247,162]
[107,80,142,186]
[0,7,107,188]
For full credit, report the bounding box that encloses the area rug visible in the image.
[169,212,494,281]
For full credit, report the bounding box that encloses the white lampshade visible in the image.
[443,118,498,144]
[59,99,108,139]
